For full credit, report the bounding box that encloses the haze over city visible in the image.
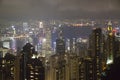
[0,0,120,20]
[0,0,120,80]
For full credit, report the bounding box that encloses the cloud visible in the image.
[0,0,120,19]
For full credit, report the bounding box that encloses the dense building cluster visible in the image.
[0,20,120,80]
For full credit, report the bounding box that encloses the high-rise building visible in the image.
[56,39,65,54]
[66,39,70,53]
[44,27,52,56]
[79,58,94,80]
[40,22,52,57]
[0,53,15,80]
[72,38,76,53]
[20,43,45,80]
[26,58,45,80]
[14,56,20,80]
[56,30,65,54]
[23,22,29,32]
[89,28,103,80]
[69,54,79,80]
[106,21,115,65]
[76,38,88,57]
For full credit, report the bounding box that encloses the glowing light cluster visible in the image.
[106,59,113,65]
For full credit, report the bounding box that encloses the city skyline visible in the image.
[0,19,120,80]
[0,0,120,79]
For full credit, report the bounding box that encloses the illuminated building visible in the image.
[114,27,120,38]
[48,53,80,80]
[76,38,88,57]
[53,41,56,53]
[0,46,9,58]
[79,58,94,80]
[107,21,113,34]
[26,58,45,80]
[106,33,115,65]
[39,22,52,57]
[47,54,59,80]
[45,29,67,80]
[37,21,45,56]
[89,28,103,80]
[56,38,65,54]
[0,32,30,53]
[20,43,35,80]
[69,54,79,80]
[11,26,16,35]
[23,22,29,32]
[111,27,120,61]
[66,39,70,53]
[55,54,66,80]
[106,21,115,65]
[56,30,65,54]
[47,53,70,80]
[20,43,45,80]
[79,58,85,80]
[44,27,52,56]
[103,26,120,79]
[105,25,120,66]
[39,22,43,28]
[113,38,120,62]
[14,56,20,80]
[72,38,76,53]
[0,53,15,80]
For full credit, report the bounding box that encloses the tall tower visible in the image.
[45,27,52,56]
[66,39,70,53]
[42,26,52,57]
[39,21,52,57]
[89,28,103,80]
[23,22,29,32]
[72,38,76,53]
[56,29,65,54]
[106,21,115,65]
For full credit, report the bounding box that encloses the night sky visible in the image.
[0,0,120,20]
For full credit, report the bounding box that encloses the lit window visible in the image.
[35,73,39,75]
[30,76,34,78]
[30,72,34,74]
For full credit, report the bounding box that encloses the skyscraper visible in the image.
[40,22,52,57]
[20,43,45,80]
[56,30,65,54]
[106,21,115,65]
[89,28,103,80]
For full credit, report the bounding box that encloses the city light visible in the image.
[0,18,120,80]
[42,38,46,42]
[39,22,43,28]
[0,0,120,79]
[106,59,113,65]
